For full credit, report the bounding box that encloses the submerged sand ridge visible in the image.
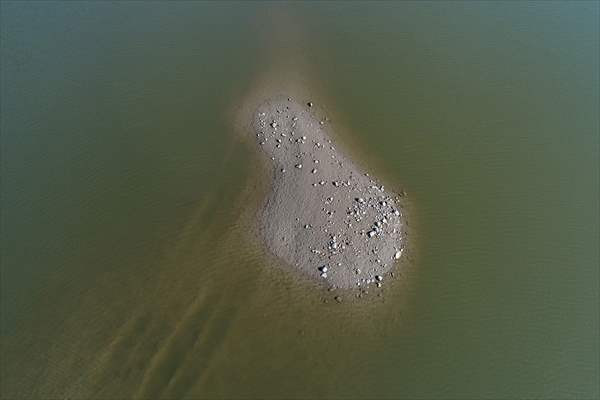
[253,96,406,290]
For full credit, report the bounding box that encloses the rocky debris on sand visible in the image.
[252,96,407,290]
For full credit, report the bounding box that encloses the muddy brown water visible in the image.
[1,2,598,398]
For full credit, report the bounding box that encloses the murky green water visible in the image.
[2,2,598,398]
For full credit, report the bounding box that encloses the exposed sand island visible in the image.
[252,96,407,290]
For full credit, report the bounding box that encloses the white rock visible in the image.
[295,164,302,169]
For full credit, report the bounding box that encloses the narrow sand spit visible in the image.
[252,96,407,290]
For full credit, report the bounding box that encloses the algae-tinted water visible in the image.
[1,1,598,398]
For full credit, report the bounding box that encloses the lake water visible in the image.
[1,2,598,398]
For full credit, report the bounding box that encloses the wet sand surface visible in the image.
[253,96,407,290]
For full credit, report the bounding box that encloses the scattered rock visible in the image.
[252,97,406,289]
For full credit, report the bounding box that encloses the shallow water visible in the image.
[1,2,598,398]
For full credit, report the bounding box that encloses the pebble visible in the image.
[271,122,277,128]
[307,102,313,107]
[367,230,376,238]
[394,250,403,259]
[334,296,342,303]
[295,164,303,169]
[312,169,317,174]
